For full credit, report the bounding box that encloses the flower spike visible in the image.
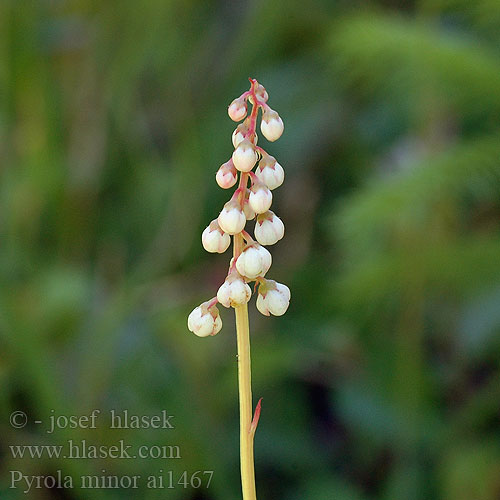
[188,79,289,500]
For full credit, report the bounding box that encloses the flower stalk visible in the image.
[188,79,290,499]
[234,260,256,499]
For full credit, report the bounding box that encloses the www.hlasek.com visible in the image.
[10,439,181,460]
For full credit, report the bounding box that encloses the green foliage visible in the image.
[331,13,500,118]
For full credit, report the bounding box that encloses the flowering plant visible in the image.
[188,78,289,500]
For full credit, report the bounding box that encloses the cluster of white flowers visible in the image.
[188,79,290,337]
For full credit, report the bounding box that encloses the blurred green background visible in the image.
[2,0,500,499]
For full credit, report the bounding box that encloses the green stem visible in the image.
[234,233,257,500]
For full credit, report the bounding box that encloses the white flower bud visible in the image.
[188,302,222,337]
[242,189,256,220]
[255,84,268,103]
[232,125,246,148]
[216,160,238,189]
[236,244,272,279]
[249,183,272,214]
[256,280,290,317]
[217,274,252,308]
[202,220,231,253]
[228,97,247,122]
[254,211,284,245]
[261,110,284,142]
[232,139,257,172]
[218,200,246,235]
[255,157,284,190]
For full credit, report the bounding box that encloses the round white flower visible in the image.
[255,84,268,103]
[255,159,284,190]
[188,304,222,337]
[236,244,272,279]
[202,220,231,253]
[260,110,284,142]
[217,275,252,308]
[254,211,284,245]
[216,160,237,189]
[228,97,247,122]
[232,139,257,172]
[256,281,290,316]
[218,201,246,235]
[249,184,272,214]
[232,127,246,148]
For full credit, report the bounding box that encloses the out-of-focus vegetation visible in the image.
[1,1,500,499]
